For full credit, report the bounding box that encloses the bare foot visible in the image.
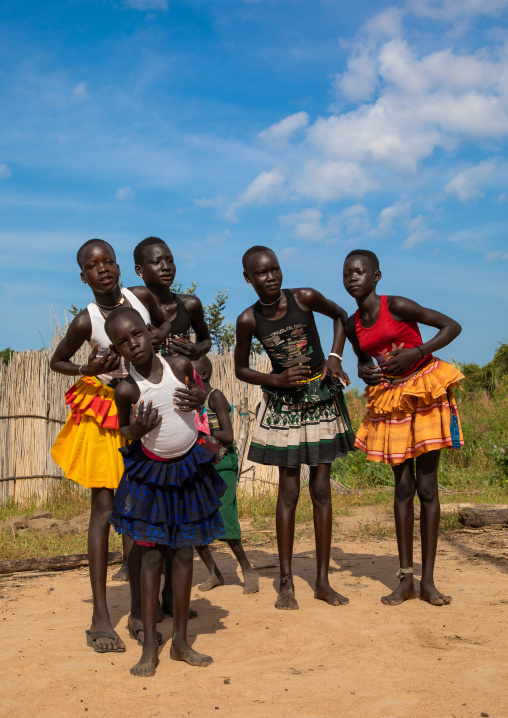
[242,569,259,595]
[198,569,224,592]
[420,580,452,606]
[130,647,160,677]
[170,642,213,667]
[381,576,417,606]
[111,559,129,582]
[275,575,299,610]
[314,582,349,606]
[89,617,126,652]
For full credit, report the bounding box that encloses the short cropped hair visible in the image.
[133,236,168,266]
[192,355,213,377]
[104,306,145,340]
[242,245,275,270]
[77,239,115,269]
[344,249,380,272]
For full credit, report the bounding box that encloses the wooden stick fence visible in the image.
[0,331,282,505]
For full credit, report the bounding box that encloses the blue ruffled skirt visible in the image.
[110,439,227,548]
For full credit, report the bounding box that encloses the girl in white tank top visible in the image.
[87,288,150,385]
[130,360,197,459]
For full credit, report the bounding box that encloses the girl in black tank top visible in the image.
[253,288,324,374]
[235,246,355,612]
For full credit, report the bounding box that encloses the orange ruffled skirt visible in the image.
[51,376,128,489]
[355,358,464,466]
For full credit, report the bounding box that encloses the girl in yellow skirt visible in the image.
[51,239,176,653]
[343,250,463,607]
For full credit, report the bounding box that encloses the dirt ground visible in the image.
[1,506,508,718]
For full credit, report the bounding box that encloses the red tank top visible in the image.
[354,296,430,378]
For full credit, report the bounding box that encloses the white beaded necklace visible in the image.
[258,292,282,306]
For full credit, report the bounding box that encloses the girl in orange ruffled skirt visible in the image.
[343,250,463,607]
[51,239,174,654]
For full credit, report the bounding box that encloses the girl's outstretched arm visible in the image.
[235,309,312,387]
[50,311,121,377]
[382,297,461,376]
[344,316,383,386]
[293,288,350,385]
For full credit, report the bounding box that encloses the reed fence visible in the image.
[0,335,284,505]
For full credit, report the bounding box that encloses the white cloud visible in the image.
[226,168,287,220]
[115,186,136,201]
[280,209,326,241]
[0,163,12,179]
[445,161,495,200]
[72,82,88,101]
[259,112,309,147]
[403,216,436,249]
[122,0,168,10]
[194,196,225,208]
[374,199,412,235]
[293,160,376,201]
[336,54,378,103]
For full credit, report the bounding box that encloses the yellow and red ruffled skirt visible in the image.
[51,376,129,489]
[355,358,464,466]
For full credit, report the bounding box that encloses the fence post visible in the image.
[236,394,250,476]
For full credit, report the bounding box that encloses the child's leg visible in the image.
[88,487,125,651]
[416,450,451,606]
[111,535,130,581]
[381,459,418,606]
[225,540,259,594]
[169,547,213,667]
[130,545,165,677]
[161,553,198,619]
[309,463,349,606]
[275,466,300,610]
[196,545,225,591]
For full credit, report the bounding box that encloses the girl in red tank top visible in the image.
[343,249,464,610]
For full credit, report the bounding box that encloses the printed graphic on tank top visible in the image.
[354,295,430,379]
[87,287,151,385]
[130,359,197,460]
[253,289,324,374]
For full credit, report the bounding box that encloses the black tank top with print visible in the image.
[161,293,192,354]
[252,289,324,374]
[169,293,192,338]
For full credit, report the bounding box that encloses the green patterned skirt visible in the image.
[247,374,356,468]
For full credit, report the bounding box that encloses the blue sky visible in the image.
[1,0,507,377]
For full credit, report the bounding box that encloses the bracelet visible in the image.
[78,365,86,375]
[416,346,424,358]
[328,352,343,362]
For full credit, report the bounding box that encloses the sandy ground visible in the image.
[1,508,508,718]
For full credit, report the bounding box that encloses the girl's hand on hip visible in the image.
[128,400,161,439]
[174,375,205,412]
[359,364,383,386]
[275,364,312,387]
[321,357,350,386]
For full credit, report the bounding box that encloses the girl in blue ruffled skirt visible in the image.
[105,306,226,677]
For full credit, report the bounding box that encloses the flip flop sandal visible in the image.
[127,622,163,646]
[85,630,126,654]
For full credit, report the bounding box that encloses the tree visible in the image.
[0,347,14,364]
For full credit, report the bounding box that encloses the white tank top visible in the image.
[130,359,197,459]
[87,288,151,385]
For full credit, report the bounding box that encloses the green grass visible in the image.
[0,480,89,523]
